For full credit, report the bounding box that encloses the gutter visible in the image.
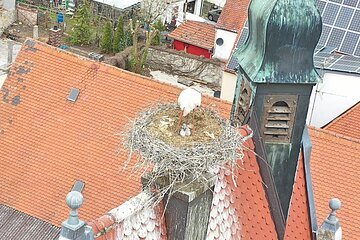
[302,126,319,240]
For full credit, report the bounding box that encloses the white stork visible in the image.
[176,88,202,131]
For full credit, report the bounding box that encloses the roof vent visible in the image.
[68,88,80,102]
[71,180,85,193]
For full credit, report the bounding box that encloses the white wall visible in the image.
[165,0,203,25]
[220,71,237,101]
[206,0,226,7]
[164,1,184,25]
[213,29,237,61]
[221,70,360,128]
[1,0,16,10]
[194,0,203,16]
[0,40,21,88]
[307,71,360,127]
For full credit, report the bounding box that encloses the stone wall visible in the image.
[0,9,16,36]
[147,47,224,86]
[17,4,38,26]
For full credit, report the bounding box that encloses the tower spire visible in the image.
[231,0,323,237]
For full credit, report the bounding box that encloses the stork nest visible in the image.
[122,103,246,205]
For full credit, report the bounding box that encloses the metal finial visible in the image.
[66,191,84,225]
[328,198,341,222]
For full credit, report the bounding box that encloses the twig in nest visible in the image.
[120,103,247,209]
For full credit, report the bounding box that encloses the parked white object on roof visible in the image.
[92,0,140,9]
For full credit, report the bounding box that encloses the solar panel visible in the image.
[317,0,326,13]
[327,28,346,47]
[318,25,331,46]
[227,0,360,75]
[238,27,248,45]
[315,44,325,53]
[340,32,359,53]
[322,3,340,25]
[355,45,360,55]
[335,7,354,28]
[226,22,248,70]
[330,63,359,72]
[349,10,360,32]
[318,0,360,57]
[329,0,342,3]
[344,0,358,7]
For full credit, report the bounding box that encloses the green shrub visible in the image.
[68,0,92,45]
[101,21,113,53]
[113,16,124,53]
[151,20,165,46]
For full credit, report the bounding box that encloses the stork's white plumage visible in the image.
[176,88,202,132]
[178,88,202,116]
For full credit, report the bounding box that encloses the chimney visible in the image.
[143,173,216,240]
[48,27,63,47]
[231,0,322,223]
[33,25,39,40]
[318,198,342,240]
[7,40,14,65]
[59,191,94,240]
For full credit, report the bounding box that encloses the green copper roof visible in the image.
[236,0,322,84]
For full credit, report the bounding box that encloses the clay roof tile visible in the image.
[0,39,231,226]
[216,0,250,33]
[168,21,216,50]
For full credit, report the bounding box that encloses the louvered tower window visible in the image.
[233,80,252,126]
[262,95,297,142]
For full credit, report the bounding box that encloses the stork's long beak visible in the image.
[176,109,184,132]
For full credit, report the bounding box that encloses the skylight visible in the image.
[68,88,80,102]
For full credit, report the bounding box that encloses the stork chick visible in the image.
[180,124,191,137]
[176,88,202,132]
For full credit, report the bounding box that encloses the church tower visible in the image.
[231,0,322,224]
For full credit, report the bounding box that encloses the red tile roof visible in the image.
[86,125,316,240]
[0,40,314,240]
[89,126,280,240]
[0,39,231,227]
[230,127,279,240]
[324,101,360,140]
[168,21,216,50]
[284,153,312,240]
[309,126,360,240]
[216,0,250,33]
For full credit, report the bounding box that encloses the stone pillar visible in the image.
[163,173,216,240]
[59,191,94,240]
[48,27,63,47]
[7,40,13,64]
[33,25,39,40]
[318,198,342,240]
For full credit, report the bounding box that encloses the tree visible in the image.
[69,0,92,45]
[129,20,158,74]
[101,21,113,53]
[151,20,166,46]
[113,16,124,53]
[141,0,175,28]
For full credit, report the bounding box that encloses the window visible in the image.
[216,38,224,46]
[233,79,252,126]
[68,88,80,102]
[262,95,298,142]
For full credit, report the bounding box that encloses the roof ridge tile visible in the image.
[308,125,360,145]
